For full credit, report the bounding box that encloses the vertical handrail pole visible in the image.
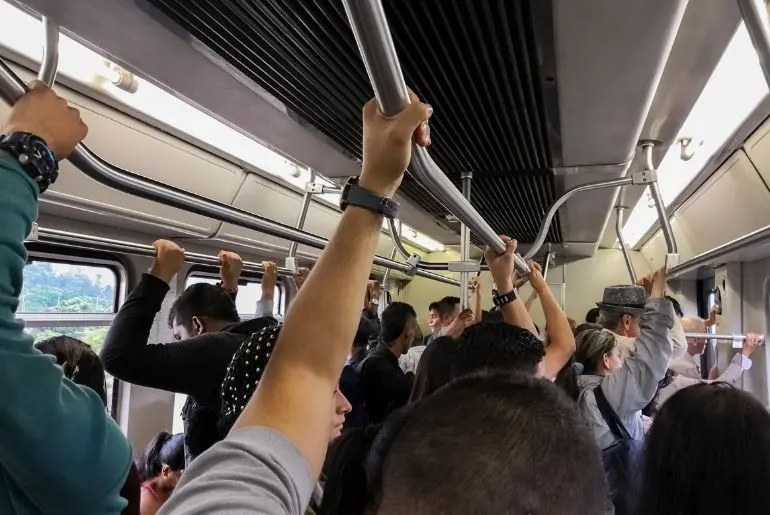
[460,172,472,309]
[615,206,638,283]
[642,142,680,270]
[737,0,770,89]
[381,219,401,305]
[38,17,59,87]
[287,171,315,261]
[542,243,552,281]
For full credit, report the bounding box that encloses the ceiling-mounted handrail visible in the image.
[38,18,58,87]
[641,142,679,271]
[34,227,297,277]
[0,23,459,288]
[523,176,634,260]
[340,0,530,276]
[615,206,638,284]
[738,0,770,89]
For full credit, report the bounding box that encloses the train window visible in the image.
[185,274,284,317]
[18,258,122,415]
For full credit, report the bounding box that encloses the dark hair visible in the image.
[665,295,683,317]
[428,301,440,312]
[436,296,460,318]
[639,383,770,515]
[554,355,580,400]
[353,316,376,350]
[322,372,606,515]
[452,322,545,378]
[409,336,457,402]
[35,335,107,406]
[219,325,279,435]
[168,283,239,331]
[136,432,185,483]
[481,309,503,323]
[380,302,417,344]
[585,307,600,324]
[641,368,676,418]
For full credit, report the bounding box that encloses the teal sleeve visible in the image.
[0,155,132,514]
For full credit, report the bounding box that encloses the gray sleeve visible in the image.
[159,427,314,515]
[602,297,675,417]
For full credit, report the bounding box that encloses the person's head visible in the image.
[380,302,418,355]
[596,285,646,338]
[574,322,603,338]
[427,301,441,334]
[638,383,770,515]
[682,316,708,355]
[322,371,607,514]
[585,307,600,324]
[409,336,457,402]
[168,283,239,341]
[35,335,107,406]
[436,296,461,328]
[665,295,684,318]
[136,432,184,495]
[331,384,353,440]
[452,322,546,379]
[575,329,622,376]
[352,316,377,355]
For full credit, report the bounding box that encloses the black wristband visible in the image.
[493,289,518,308]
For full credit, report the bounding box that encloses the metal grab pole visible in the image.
[615,206,638,283]
[340,0,530,276]
[0,64,461,288]
[523,176,634,260]
[38,18,59,87]
[381,220,401,294]
[34,227,296,276]
[685,332,765,349]
[460,172,472,309]
[642,142,680,270]
[287,173,315,261]
[737,0,770,89]
[542,244,552,281]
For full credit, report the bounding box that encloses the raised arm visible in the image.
[470,277,482,324]
[218,250,243,299]
[256,261,277,317]
[528,260,575,380]
[602,267,675,417]
[0,82,131,513]
[232,93,431,476]
[486,238,539,336]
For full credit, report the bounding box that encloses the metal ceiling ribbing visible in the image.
[148,0,562,243]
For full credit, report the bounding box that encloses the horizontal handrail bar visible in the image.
[685,332,764,343]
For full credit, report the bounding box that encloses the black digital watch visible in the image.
[0,132,58,193]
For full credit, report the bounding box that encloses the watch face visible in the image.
[28,137,55,174]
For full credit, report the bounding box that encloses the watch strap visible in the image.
[493,289,518,308]
[340,176,399,218]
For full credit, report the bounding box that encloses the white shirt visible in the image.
[658,353,752,407]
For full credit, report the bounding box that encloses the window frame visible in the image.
[21,250,128,420]
[185,265,286,317]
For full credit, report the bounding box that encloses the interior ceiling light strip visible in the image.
[149,0,562,243]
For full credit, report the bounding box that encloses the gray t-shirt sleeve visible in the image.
[159,427,314,515]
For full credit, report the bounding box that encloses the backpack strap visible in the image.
[593,385,632,441]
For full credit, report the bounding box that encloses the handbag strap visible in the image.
[593,385,632,441]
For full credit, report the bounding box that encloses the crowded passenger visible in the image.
[639,383,770,514]
[585,306,600,324]
[422,300,440,345]
[339,317,377,429]
[408,335,457,402]
[136,432,185,515]
[0,81,133,512]
[358,301,417,423]
[669,310,725,380]
[35,335,108,406]
[400,298,472,373]
[100,244,278,463]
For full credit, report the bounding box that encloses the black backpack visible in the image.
[593,386,645,515]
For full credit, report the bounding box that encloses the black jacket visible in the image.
[358,343,413,424]
[100,273,276,462]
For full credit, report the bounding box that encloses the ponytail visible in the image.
[136,432,184,482]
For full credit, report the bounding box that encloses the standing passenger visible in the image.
[136,432,184,515]
[100,245,278,463]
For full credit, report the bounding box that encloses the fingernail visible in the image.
[425,104,433,117]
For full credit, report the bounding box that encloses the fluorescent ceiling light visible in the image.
[0,1,318,190]
[0,2,447,254]
[622,22,768,248]
[381,219,445,252]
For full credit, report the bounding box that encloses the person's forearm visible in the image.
[539,286,575,379]
[495,278,538,335]
[472,290,482,323]
[524,290,538,312]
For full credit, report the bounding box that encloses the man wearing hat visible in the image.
[597,275,688,361]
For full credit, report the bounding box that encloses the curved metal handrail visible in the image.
[38,18,59,86]
[341,0,530,275]
[523,176,634,260]
[0,25,459,288]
